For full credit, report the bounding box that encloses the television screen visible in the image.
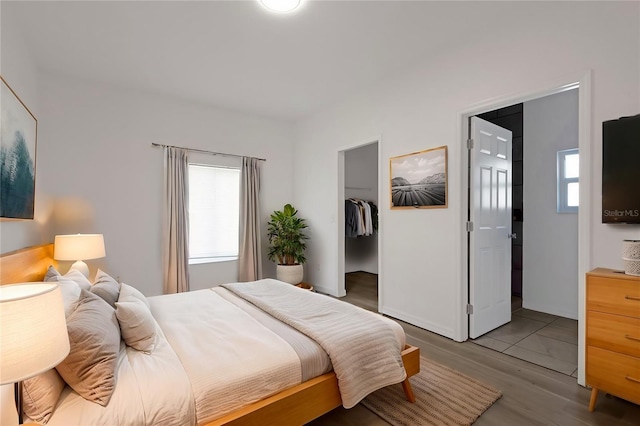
[602,114,640,223]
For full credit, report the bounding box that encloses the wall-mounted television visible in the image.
[602,114,640,224]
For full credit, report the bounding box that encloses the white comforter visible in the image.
[149,289,302,424]
[39,289,302,426]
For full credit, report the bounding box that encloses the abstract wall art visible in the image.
[1,76,37,219]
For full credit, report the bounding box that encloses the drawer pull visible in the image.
[625,295,640,301]
[626,376,640,384]
[625,334,640,342]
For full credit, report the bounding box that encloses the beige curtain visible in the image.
[162,147,190,294]
[238,157,263,281]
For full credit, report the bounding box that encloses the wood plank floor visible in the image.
[309,271,640,425]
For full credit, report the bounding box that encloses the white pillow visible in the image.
[119,282,150,309]
[57,280,82,317]
[115,298,157,353]
[45,265,91,290]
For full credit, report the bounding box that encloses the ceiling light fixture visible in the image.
[259,0,302,13]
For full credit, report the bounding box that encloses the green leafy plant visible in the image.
[267,204,309,265]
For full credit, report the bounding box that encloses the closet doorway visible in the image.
[337,140,382,312]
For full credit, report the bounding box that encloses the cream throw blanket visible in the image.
[221,279,406,408]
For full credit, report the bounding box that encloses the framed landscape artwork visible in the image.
[1,76,38,219]
[390,145,448,209]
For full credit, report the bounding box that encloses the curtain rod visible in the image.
[151,143,266,162]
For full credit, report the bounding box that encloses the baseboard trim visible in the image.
[382,307,457,341]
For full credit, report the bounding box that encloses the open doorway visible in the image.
[338,140,381,312]
[467,89,581,376]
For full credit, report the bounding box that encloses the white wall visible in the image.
[1,15,295,293]
[35,73,294,296]
[345,142,378,274]
[293,2,640,340]
[523,90,579,319]
[0,9,55,253]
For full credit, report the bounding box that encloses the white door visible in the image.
[469,116,513,339]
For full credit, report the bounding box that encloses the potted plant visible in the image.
[267,203,308,284]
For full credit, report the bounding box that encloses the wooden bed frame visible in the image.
[0,244,420,426]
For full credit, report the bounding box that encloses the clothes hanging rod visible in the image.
[151,143,266,162]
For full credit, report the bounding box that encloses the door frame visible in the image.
[458,70,592,386]
[337,136,383,311]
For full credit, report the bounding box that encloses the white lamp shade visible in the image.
[0,283,70,384]
[54,234,106,261]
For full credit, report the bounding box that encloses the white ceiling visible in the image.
[4,1,510,121]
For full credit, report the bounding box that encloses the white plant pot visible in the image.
[276,264,304,285]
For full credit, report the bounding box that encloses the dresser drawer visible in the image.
[587,276,640,317]
[587,346,640,405]
[587,311,640,357]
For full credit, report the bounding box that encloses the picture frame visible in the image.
[390,145,448,209]
[1,76,38,220]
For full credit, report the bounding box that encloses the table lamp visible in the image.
[0,282,70,425]
[54,234,106,278]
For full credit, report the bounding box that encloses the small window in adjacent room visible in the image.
[188,164,241,264]
[557,148,579,213]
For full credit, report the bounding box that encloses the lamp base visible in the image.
[68,260,90,278]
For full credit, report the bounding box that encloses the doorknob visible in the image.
[508,233,517,239]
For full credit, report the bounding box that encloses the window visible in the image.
[188,164,241,263]
[557,148,579,213]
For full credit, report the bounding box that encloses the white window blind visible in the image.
[188,164,240,263]
[557,148,579,213]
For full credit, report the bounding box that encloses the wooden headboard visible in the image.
[0,243,56,285]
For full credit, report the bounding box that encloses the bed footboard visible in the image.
[400,344,419,403]
[204,344,420,426]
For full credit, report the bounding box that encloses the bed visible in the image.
[0,244,420,425]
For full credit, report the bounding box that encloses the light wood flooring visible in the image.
[309,271,640,425]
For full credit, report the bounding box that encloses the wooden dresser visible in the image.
[586,268,640,411]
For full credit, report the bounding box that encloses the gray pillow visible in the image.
[45,265,92,290]
[44,264,60,281]
[55,289,120,407]
[116,298,157,353]
[91,269,121,308]
[22,369,66,424]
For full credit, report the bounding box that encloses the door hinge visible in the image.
[466,221,474,232]
[467,138,474,149]
[466,304,474,315]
